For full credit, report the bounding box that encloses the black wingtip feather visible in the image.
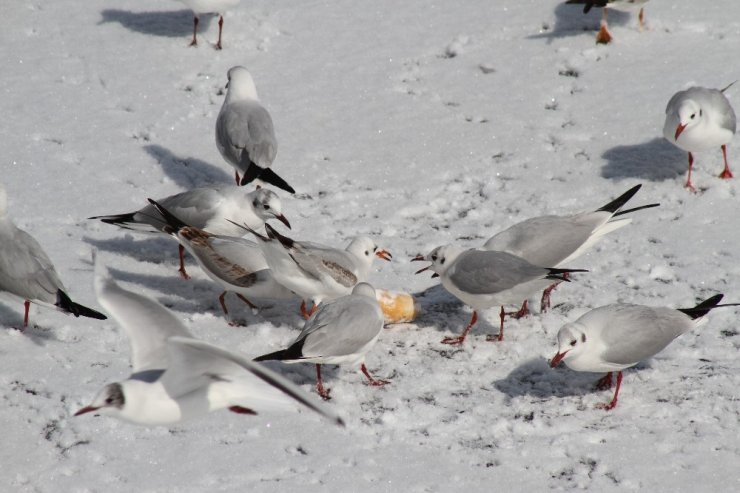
[545,268,588,282]
[147,198,188,234]
[596,184,642,214]
[239,162,263,186]
[56,290,107,320]
[256,167,296,194]
[90,212,137,226]
[677,294,727,320]
[253,340,305,362]
[264,223,295,248]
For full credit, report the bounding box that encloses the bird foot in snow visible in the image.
[441,335,467,346]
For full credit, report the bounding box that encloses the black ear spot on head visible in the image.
[581,333,587,343]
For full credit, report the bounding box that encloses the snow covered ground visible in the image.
[2,0,740,491]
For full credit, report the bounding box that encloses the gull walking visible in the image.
[483,184,658,314]
[255,283,388,400]
[179,0,240,50]
[217,66,294,193]
[663,84,736,192]
[550,294,739,410]
[90,185,289,279]
[75,257,343,426]
[566,0,649,44]
[247,224,391,318]
[0,185,106,328]
[148,199,295,325]
[413,246,586,345]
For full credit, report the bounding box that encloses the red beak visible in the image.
[674,123,687,141]
[550,351,568,368]
[74,405,99,417]
[276,214,291,230]
[375,249,392,261]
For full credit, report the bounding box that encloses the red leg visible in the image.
[315,364,331,400]
[685,152,697,192]
[507,299,529,319]
[235,293,258,310]
[596,9,612,44]
[218,292,229,316]
[189,16,199,47]
[361,363,390,387]
[442,310,477,345]
[719,145,733,179]
[596,371,623,411]
[228,405,257,415]
[234,170,241,185]
[595,372,613,390]
[300,300,317,319]
[638,7,645,30]
[486,306,506,341]
[23,300,30,329]
[215,15,224,50]
[178,244,190,279]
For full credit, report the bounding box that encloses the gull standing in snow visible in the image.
[90,185,289,279]
[254,283,388,400]
[246,224,391,318]
[663,84,736,192]
[550,294,739,410]
[565,0,649,44]
[483,184,658,315]
[0,185,106,329]
[179,0,240,50]
[75,257,343,426]
[216,66,295,194]
[413,246,587,345]
[148,199,295,325]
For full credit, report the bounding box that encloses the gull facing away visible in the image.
[148,199,296,325]
[663,84,736,192]
[178,0,240,50]
[413,246,587,345]
[75,257,343,426]
[0,186,106,329]
[565,1,648,44]
[550,294,739,410]
[254,283,389,400]
[483,184,658,314]
[216,66,295,194]
[245,224,391,318]
[90,185,289,279]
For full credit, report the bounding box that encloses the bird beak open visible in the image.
[376,249,392,261]
[549,351,568,368]
[674,123,687,140]
[411,256,438,277]
[74,405,99,417]
[276,214,292,230]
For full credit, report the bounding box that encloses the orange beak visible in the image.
[674,123,687,141]
[550,351,568,368]
[74,405,99,416]
[376,249,392,261]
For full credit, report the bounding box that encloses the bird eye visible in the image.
[690,113,695,119]
[365,250,369,256]
[252,200,258,207]
[105,397,114,404]
[569,340,577,347]
[264,204,270,210]
[431,255,437,261]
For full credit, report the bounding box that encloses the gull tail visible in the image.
[677,294,740,320]
[56,289,107,320]
[565,0,598,15]
[545,268,588,282]
[240,163,296,194]
[253,340,305,362]
[147,199,189,234]
[596,184,642,214]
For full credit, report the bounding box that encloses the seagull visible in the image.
[483,184,658,315]
[246,224,391,318]
[147,199,296,325]
[216,66,294,194]
[178,0,240,50]
[413,246,587,345]
[254,283,388,400]
[565,0,649,44]
[663,84,737,192]
[0,185,106,329]
[90,185,289,279]
[74,256,344,426]
[550,294,740,410]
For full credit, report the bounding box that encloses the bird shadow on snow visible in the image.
[600,137,686,181]
[527,3,631,43]
[412,284,502,338]
[99,9,210,38]
[494,358,652,399]
[143,144,232,189]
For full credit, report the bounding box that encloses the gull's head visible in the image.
[250,188,290,229]
[74,382,126,418]
[550,324,588,368]
[347,236,392,267]
[411,245,461,277]
[352,282,377,300]
[225,66,259,101]
[674,99,702,140]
